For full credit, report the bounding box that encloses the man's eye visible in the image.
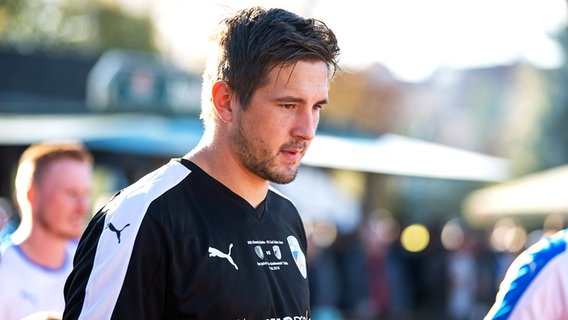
[282,104,295,109]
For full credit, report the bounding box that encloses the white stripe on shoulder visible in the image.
[79,159,190,320]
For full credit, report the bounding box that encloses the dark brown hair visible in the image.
[201,7,340,123]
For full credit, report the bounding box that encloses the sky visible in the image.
[128,0,568,82]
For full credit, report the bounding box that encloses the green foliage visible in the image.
[0,0,156,53]
[96,5,155,52]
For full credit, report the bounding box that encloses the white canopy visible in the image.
[303,133,509,182]
[464,165,568,217]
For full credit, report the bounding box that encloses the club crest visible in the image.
[254,245,264,260]
[273,245,282,260]
[287,236,307,279]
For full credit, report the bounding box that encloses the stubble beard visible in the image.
[36,205,82,240]
[231,119,302,185]
[37,214,68,240]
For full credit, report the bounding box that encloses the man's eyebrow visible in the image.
[274,96,329,105]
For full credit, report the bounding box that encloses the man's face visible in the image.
[229,60,329,184]
[32,158,92,240]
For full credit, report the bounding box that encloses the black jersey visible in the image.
[63,159,310,320]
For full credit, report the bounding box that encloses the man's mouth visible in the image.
[280,141,308,161]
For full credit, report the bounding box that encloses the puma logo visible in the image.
[107,222,130,244]
[209,243,238,270]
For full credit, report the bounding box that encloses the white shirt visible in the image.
[0,241,76,320]
[485,229,568,320]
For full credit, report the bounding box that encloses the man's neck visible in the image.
[186,145,269,208]
[18,230,68,269]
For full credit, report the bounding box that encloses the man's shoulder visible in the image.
[485,229,568,319]
[0,242,22,272]
[507,229,568,283]
[267,185,295,206]
[525,229,568,269]
[102,160,192,215]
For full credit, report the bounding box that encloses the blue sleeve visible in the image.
[485,229,568,320]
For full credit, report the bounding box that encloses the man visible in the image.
[63,6,340,320]
[485,229,568,319]
[0,141,93,320]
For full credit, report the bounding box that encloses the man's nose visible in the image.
[292,109,318,140]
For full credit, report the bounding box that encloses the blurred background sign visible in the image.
[86,50,202,115]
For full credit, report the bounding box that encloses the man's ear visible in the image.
[212,81,233,122]
[27,184,37,207]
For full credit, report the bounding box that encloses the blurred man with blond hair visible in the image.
[0,141,93,320]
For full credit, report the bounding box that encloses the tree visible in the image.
[0,0,156,54]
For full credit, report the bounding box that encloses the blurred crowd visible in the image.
[305,211,555,320]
